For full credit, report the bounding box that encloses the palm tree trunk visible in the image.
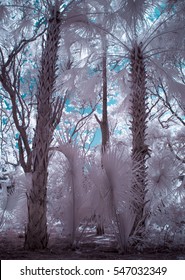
[24,7,61,250]
[130,42,149,237]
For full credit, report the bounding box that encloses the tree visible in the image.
[0,0,64,249]
[129,42,149,237]
[0,35,40,173]
[24,4,64,249]
[0,0,185,253]
[95,34,109,155]
[104,0,185,239]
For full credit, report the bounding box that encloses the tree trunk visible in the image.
[94,35,109,235]
[130,42,149,237]
[95,35,109,155]
[101,36,109,154]
[24,7,61,250]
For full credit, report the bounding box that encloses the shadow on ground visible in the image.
[0,231,185,260]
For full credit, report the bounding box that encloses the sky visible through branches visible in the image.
[0,0,185,259]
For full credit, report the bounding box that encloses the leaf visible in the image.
[88,147,135,251]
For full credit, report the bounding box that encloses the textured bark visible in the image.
[24,7,61,250]
[130,42,149,236]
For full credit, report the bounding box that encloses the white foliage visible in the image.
[48,143,137,251]
[0,168,29,230]
[117,0,150,31]
[88,147,135,251]
[13,170,31,225]
[168,79,185,106]
[148,58,185,107]
[146,141,181,229]
[78,74,101,104]
[149,150,178,190]
[48,143,95,246]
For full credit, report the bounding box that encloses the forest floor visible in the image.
[0,229,185,260]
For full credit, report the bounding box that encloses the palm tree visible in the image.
[24,4,63,249]
[106,0,185,238]
[129,41,149,236]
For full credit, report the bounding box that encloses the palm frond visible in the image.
[0,168,29,230]
[88,147,135,252]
